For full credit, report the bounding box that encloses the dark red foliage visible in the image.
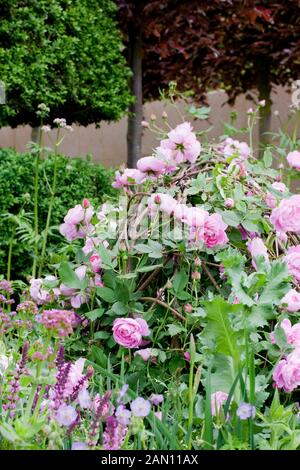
[117,0,300,103]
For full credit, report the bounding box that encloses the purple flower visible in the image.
[103,416,127,450]
[149,394,164,406]
[130,397,151,417]
[236,403,256,420]
[71,442,88,450]
[55,404,77,426]
[115,405,132,426]
[117,384,129,403]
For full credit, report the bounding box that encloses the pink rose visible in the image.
[113,318,149,349]
[225,198,234,209]
[204,213,228,248]
[287,151,300,170]
[211,391,229,416]
[185,207,209,228]
[281,289,300,312]
[265,182,287,209]
[112,169,146,188]
[148,193,178,218]
[137,157,165,177]
[247,237,269,269]
[270,195,300,233]
[270,319,300,347]
[135,317,150,336]
[159,122,201,164]
[284,245,300,282]
[273,348,300,392]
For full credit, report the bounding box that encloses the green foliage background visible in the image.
[0,0,133,127]
[0,148,117,279]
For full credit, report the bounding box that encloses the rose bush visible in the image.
[2,104,300,450]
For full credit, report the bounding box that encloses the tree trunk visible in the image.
[127,24,143,168]
[257,62,272,156]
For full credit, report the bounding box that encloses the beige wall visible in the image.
[0,87,294,167]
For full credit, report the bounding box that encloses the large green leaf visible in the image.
[202,297,242,366]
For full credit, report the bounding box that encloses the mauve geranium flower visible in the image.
[236,403,255,420]
[130,397,151,417]
[115,405,132,426]
[149,394,164,405]
[287,150,300,170]
[134,348,152,361]
[55,404,77,426]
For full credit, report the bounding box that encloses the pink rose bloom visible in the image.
[134,348,152,361]
[284,245,300,282]
[270,195,300,233]
[135,317,150,336]
[211,391,229,416]
[273,347,300,392]
[247,237,269,269]
[89,254,101,273]
[204,213,228,248]
[113,318,149,349]
[112,169,146,188]
[185,207,209,228]
[265,182,287,209]
[281,289,300,312]
[223,138,250,160]
[287,151,300,170]
[159,122,201,164]
[137,156,165,177]
[270,319,300,347]
[174,203,190,223]
[156,147,178,173]
[148,193,178,218]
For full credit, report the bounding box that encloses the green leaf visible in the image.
[258,261,291,305]
[202,297,242,365]
[96,286,116,303]
[167,324,185,337]
[94,331,110,340]
[172,269,188,294]
[219,210,241,228]
[85,308,105,321]
[111,301,129,316]
[58,262,86,289]
[263,148,273,168]
[137,264,163,273]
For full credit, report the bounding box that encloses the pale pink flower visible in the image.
[265,182,287,209]
[134,348,152,361]
[204,214,228,248]
[287,151,300,171]
[135,318,150,336]
[64,205,85,225]
[281,289,300,312]
[185,207,209,228]
[211,391,229,416]
[223,138,250,160]
[225,198,234,209]
[130,397,151,417]
[137,156,165,177]
[273,347,300,392]
[155,147,177,173]
[159,122,201,164]
[112,169,146,188]
[284,245,300,282]
[148,193,178,217]
[270,195,300,233]
[30,278,53,305]
[270,319,300,347]
[247,237,269,269]
[89,254,101,273]
[174,204,191,223]
[55,404,77,426]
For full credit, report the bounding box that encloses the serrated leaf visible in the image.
[167,324,185,336]
[96,286,116,303]
[85,308,104,321]
[202,297,242,365]
[219,210,241,228]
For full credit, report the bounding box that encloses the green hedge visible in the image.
[0,148,117,279]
